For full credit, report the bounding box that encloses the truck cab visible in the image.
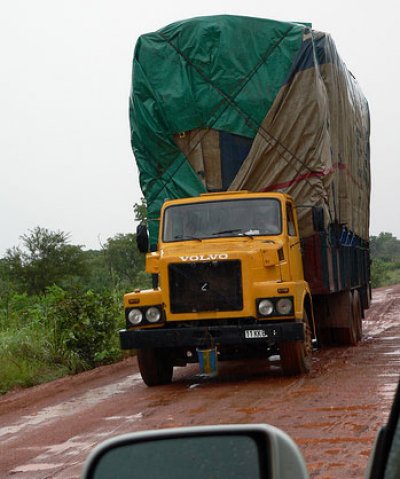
[120,191,315,386]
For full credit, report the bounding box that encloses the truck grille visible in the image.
[169,260,243,314]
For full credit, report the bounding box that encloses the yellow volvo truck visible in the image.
[121,191,316,384]
[121,16,370,385]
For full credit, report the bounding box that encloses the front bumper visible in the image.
[119,321,304,350]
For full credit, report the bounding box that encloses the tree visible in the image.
[133,197,147,224]
[369,232,400,288]
[3,227,87,295]
[370,233,400,263]
[81,249,113,292]
[0,259,13,323]
[102,233,149,290]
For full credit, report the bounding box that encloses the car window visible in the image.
[286,203,296,236]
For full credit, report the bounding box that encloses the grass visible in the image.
[0,328,70,394]
[0,355,69,394]
[388,268,400,285]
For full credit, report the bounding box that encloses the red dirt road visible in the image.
[1,285,400,479]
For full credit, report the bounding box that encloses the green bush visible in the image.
[0,286,125,393]
[44,286,124,371]
[371,258,390,288]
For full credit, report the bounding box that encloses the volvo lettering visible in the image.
[179,254,229,262]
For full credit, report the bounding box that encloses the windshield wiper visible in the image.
[211,229,254,239]
[211,228,243,236]
[173,235,202,242]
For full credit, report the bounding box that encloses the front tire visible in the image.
[280,311,313,376]
[137,348,173,386]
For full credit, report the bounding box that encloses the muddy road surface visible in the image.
[1,285,400,479]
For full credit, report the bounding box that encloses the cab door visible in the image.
[286,201,304,281]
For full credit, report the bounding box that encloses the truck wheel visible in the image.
[137,348,173,386]
[333,290,361,346]
[352,290,363,341]
[280,311,313,376]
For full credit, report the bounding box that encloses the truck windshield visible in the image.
[163,198,282,242]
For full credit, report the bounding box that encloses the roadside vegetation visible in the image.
[370,232,400,288]
[0,218,399,394]
[0,202,149,394]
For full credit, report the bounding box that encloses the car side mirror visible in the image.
[136,223,149,253]
[364,378,400,478]
[81,424,309,479]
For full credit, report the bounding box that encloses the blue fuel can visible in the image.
[196,347,218,377]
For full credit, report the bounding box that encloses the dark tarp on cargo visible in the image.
[129,15,370,246]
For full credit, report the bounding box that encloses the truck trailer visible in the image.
[120,15,371,385]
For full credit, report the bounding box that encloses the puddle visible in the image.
[0,373,143,440]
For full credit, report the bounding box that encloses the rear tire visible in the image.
[352,289,362,341]
[280,311,313,376]
[333,290,362,346]
[137,348,173,386]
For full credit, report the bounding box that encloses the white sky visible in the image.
[1,0,399,254]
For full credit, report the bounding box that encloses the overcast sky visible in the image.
[1,0,398,254]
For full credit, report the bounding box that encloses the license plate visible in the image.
[245,329,267,339]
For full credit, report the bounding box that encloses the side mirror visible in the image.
[312,206,325,232]
[136,223,149,253]
[81,424,309,479]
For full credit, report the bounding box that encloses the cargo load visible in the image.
[129,15,370,246]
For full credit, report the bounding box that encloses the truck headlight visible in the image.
[145,307,161,323]
[128,308,143,325]
[276,298,293,315]
[258,299,274,316]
